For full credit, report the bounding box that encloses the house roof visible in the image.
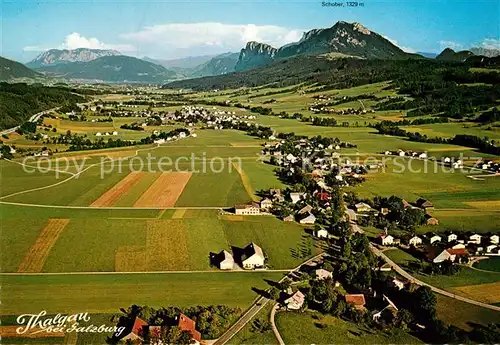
[130,317,148,337]
[218,250,234,263]
[287,290,305,305]
[316,192,329,201]
[177,313,201,343]
[241,242,265,262]
[446,248,469,256]
[345,294,366,306]
[417,198,433,207]
[235,203,259,209]
[298,204,313,214]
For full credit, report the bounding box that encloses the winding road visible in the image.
[371,245,500,312]
[212,253,325,345]
[0,107,58,136]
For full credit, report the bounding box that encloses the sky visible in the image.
[1,0,499,62]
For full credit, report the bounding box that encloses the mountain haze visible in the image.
[35,55,177,83]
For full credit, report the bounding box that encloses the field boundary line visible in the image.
[232,162,258,202]
[0,269,291,276]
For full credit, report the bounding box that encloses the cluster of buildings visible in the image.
[476,159,500,172]
[95,131,119,137]
[351,198,439,225]
[378,230,500,263]
[120,313,201,344]
[214,242,266,270]
[383,149,429,159]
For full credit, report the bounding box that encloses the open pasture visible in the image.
[0,272,284,315]
[1,205,316,273]
[436,294,500,330]
[275,311,421,344]
[133,172,192,207]
[449,282,500,304]
[403,122,500,141]
[17,219,70,273]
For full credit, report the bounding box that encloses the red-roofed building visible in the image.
[177,313,202,344]
[431,248,469,263]
[120,317,148,342]
[316,192,330,202]
[345,294,366,310]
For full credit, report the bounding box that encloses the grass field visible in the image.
[436,294,500,330]
[275,311,422,344]
[1,204,317,272]
[414,267,500,289]
[474,257,500,272]
[231,303,279,345]
[0,272,283,315]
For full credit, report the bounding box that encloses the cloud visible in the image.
[479,38,500,50]
[439,40,464,51]
[23,33,136,53]
[120,22,303,57]
[382,36,416,53]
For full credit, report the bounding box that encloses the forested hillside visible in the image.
[0,57,41,80]
[0,83,86,129]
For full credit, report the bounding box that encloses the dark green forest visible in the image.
[0,83,86,129]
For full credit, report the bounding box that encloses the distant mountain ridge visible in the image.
[27,48,121,68]
[0,56,41,80]
[235,21,414,71]
[436,48,475,62]
[143,55,218,69]
[35,55,177,83]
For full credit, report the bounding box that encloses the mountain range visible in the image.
[1,20,499,83]
[26,48,121,68]
[235,21,414,71]
[35,55,178,83]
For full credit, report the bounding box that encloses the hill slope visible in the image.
[0,56,41,80]
[436,48,475,62]
[190,52,240,77]
[35,55,177,83]
[27,48,121,68]
[0,83,85,129]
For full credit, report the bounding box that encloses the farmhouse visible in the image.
[234,203,261,215]
[467,233,482,244]
[446,231,458,243]
[283,215,294,222]
[416,198,434,210]
[345,294,366,310]
[260,198,273,210]
[431,248,469,264]
[378,233,394,246]
[428,234,442,244]
[120,317,148,342]
[241,242,265,269]
[176,313,202,345]
[372,295,398,322]
[315,228,329,238]
[298,204,313,215]
[216,250,234,270]
[290,192,305,204]
[299,213,316,225]
[315,268,333,280]
[354,202,372,213]
[425,215,439,225]
[405,235,423,247]
[284,290,305,310]
[490,234,499,244]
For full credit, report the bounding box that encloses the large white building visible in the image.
[241,242,265,269]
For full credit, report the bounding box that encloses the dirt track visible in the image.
[91,172,144,207]
[133,172,192,207]
[18,219,70,273]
